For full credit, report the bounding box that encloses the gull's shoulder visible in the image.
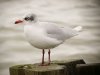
[39,21,62,31]
[39,22,64,32]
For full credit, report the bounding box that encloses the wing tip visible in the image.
[74,26,83,32]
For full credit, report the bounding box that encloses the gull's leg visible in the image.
[41,49,45,65]
[48,49,51,65]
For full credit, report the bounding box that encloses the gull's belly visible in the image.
[28,37,59,49]
[26,33,61,49]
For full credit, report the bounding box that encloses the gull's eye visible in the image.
[24,17,30,21]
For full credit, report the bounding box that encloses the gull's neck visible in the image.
[24,20,40,33]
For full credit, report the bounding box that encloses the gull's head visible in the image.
[15,14,36,24]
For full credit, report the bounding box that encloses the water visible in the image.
[0,0,100,75]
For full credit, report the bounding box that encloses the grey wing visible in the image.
[44,24,66,41]
[42,22,78,41]
[61,27,78,38]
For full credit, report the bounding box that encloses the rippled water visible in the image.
[0,0,100,75]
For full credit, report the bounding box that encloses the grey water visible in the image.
[0,0,100,75]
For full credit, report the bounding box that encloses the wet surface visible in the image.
[0,0,100,75]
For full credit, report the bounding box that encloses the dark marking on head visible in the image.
[24,14,36,21]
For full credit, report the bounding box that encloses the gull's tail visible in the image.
[73,26,83,32]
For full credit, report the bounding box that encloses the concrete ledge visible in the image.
[9,59,86,75]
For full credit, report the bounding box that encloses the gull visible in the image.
[15,14,82,66]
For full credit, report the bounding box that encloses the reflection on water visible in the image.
[0,0,100,75]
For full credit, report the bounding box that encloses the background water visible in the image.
[0,0,100,75]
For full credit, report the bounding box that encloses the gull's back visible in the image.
[39,22,78,42]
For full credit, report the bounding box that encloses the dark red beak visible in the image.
[15,20,23,24]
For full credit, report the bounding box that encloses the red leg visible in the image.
[48,49,51,65]
[42,49,45,65]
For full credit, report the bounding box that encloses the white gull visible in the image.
[15,14,82,65]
